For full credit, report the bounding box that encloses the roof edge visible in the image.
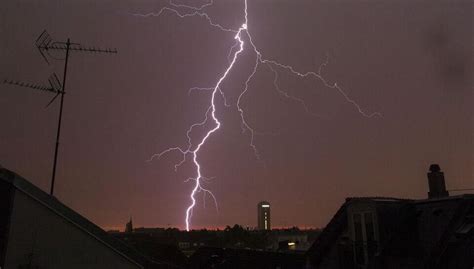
[0,168,147,268]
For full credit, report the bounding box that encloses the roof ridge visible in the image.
[0,167,181,268]
[346,196,413,201]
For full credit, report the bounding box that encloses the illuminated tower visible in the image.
[257,201,271,230]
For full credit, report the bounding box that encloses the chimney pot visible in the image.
[429,164,441,172]
[427,164,449,199]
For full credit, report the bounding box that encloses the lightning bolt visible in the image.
[136,0,380,231]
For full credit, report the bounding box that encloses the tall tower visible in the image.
[257,201,271,230]
[125,217,133,233]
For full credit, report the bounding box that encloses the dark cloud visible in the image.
[424,20,472,89]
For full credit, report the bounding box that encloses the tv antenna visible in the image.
[4,30,117,196]
[3,74,63,107]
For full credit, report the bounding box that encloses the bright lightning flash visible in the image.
[137,0,381,231]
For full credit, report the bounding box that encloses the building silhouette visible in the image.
[189,247,305,268]
[257,201,271,230]
[306,164,474,269]
[125,217,133,233]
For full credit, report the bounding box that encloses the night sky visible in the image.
[0,0,472,230]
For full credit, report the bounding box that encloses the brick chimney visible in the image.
[427,164,449,199]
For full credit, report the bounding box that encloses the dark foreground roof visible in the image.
[0,168,182,269]
[382,195,474,268]
[306,197,412,263]
[189,247,305,269]
[306,195,474,268]
[114,233,188,268]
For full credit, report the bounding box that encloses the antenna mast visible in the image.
[4,30,117,196]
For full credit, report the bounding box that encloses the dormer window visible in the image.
[351,211,378,268]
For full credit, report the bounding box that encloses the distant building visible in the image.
[126,217,134,233]
[271,231,310,251]
[0,167,180,269]
[306,164,474,269]
[257,201,271,230]
[189,246,305,268]
[113,233,188,268]
[178,241,191,250]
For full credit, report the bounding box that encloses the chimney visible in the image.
[427,164,449,199]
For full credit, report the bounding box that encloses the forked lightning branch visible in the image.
[134,0,380,231]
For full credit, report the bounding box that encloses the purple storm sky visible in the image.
[0,0,472,230]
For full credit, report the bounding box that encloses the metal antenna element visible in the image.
[36,30,53,64]
[4,30,117,196]
[36,30,117,65]
[3,74,62,95]
[3,73,64,108]
[45,73,63,108]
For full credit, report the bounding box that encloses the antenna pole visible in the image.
[5,30,116,196]
[50,38,70,196]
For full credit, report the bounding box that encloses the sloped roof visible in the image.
[0,168,181,269]
[381,194,474,267]
[305,195,474,268]
[305,198,350,265]
[305,196,411,265]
